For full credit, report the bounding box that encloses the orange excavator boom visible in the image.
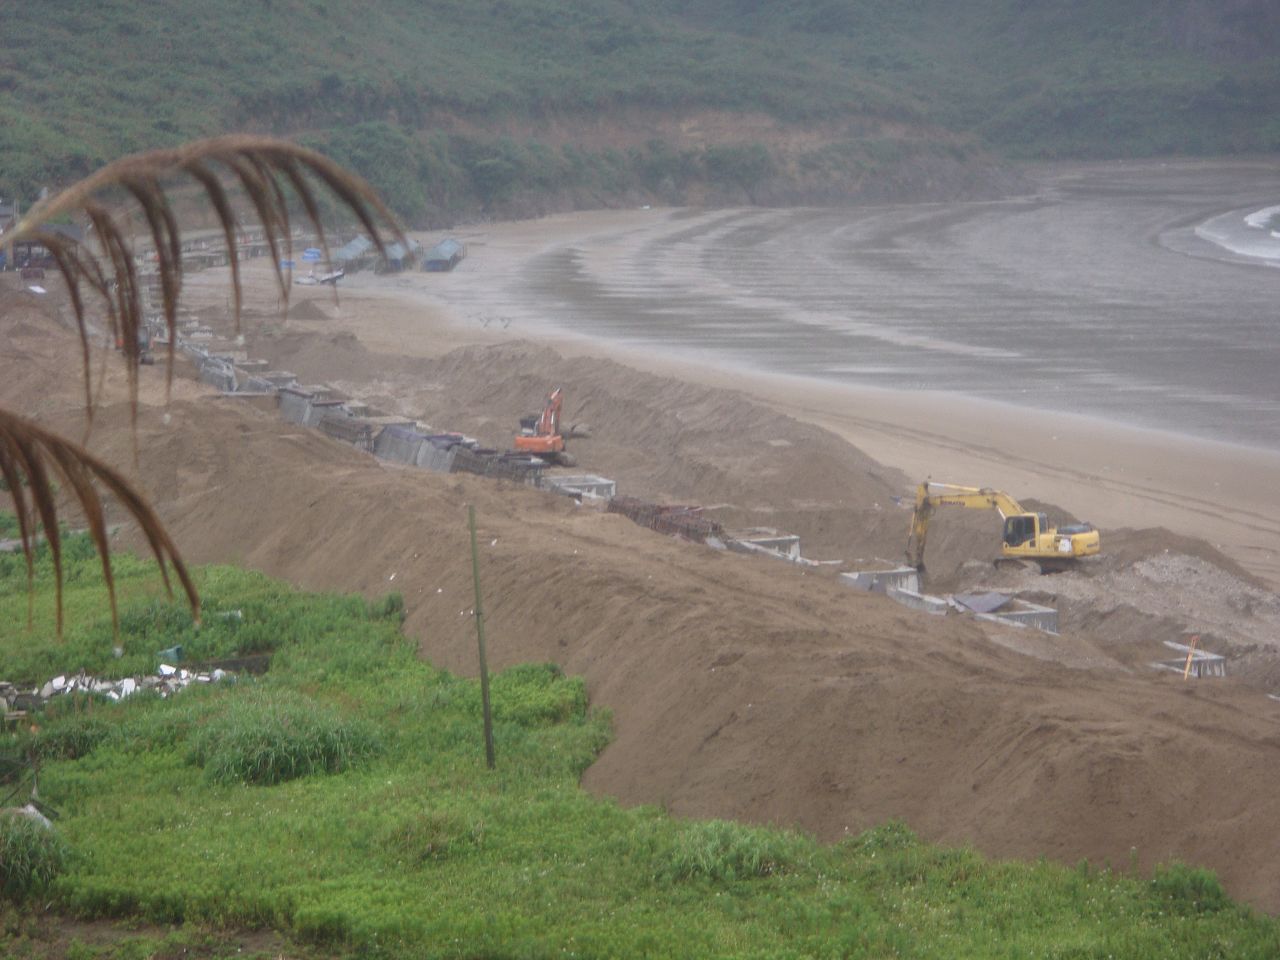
[536,387,563,438]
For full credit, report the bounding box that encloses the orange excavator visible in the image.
[514,387,577,466]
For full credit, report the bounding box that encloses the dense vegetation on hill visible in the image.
[2,1,1277,220]
[3,532,1279,958]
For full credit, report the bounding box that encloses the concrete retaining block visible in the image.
[840,567,920,595]
[542,475,618,500]
[988,600,1059,633]
[417,441,460,473]
[302,399,348,428]
[735,533,801,561]
[886,586,949,615]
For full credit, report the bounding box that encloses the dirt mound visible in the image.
[286,298,337,322]
[1097,527,1269,588]
[5,308,1280,913]
[253,336,910,561]
[257,328,412,383]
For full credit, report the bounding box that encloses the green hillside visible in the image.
[2,1,1277,221]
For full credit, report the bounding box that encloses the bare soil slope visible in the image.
[4,280,1280,913]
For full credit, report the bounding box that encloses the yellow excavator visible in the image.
[905,480,1101,573]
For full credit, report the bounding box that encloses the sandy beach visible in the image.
[224,160,1280,588]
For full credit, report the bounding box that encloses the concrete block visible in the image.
[840,567,920,595]
[988,600,1059,634]
[737,533,801,560]
[373,426,427,465]
[417,442,459,473]
[302,399,348,428]
[886,586,949,615]
[278,390,311,424]
[260,370,299,388]
[542,475,618,500]
[974,604,1060,636]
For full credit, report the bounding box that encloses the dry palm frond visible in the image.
[10,134,406,428]
[0,408,198,635]
[3,135,407,634]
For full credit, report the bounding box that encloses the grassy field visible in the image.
[2,2,1277,220]
[2,528,1279,958]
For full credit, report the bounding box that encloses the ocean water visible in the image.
[441,162,1280,451]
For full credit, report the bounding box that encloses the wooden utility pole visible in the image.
[468,505,496,769]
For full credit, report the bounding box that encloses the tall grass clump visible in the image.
[31,712,114,762]
[660,820,814,882]
[1150,862,1231,915]
[0,813,69,899]
[188,689,381,786]
[490,663,587,726]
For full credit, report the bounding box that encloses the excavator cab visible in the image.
[1001,514,1036,548]
[1002,513,1047,549]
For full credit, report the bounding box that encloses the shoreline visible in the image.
[388,179,1280,450]
[181,175,1280,590]
[284,272,1280,591]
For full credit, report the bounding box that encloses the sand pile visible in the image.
[4,296,1280,913]
[253,335,913,561]
[286,297,336,322]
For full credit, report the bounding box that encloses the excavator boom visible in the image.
[536,387,563,438]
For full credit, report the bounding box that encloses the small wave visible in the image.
[1243,204,1280,230]
[1194,205,1280,262]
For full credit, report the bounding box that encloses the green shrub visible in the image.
[367,591,405,623]
[32,713,113,761]
[0,812,69,899]
[1149,862,1230,915]
[660,820,812,882]
[188,690,381,786]
[849,820,920,853]
[491,663,587,727]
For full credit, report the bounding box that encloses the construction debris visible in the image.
[2,666,235,710]
[177,332,579,491]
[956,592,1060,633]
[842,568,1062,633]
[1,804,53,829]
[540,474,617,502]
[607,497,726,544]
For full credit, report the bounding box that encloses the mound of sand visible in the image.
[252,336,912,561]
[286,297,336,322]
[4,298,1280,913]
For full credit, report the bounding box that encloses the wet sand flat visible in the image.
[413,159,1280,449]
